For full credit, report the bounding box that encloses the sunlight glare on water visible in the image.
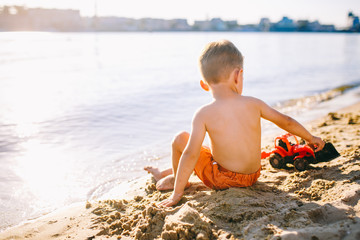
[15,139,74,206]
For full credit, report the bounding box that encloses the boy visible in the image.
[144,40,325,207]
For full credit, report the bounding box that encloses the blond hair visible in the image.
[199,40,243,84]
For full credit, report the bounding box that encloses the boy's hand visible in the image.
[307,136,325,152]
[158,191,183,208]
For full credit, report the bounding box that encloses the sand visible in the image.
[1,103,360,240]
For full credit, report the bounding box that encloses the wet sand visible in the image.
[1,102,360,240]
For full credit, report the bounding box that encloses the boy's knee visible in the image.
[172,131,189,149]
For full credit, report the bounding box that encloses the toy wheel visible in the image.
[269,153,285,169]
[304,156,316,164]
[294,158,309,171]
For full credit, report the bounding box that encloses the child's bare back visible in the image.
[199,95,262,174]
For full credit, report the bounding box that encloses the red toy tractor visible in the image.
[261,133,316,171]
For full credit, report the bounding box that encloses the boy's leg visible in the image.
[146,131,190,190]
[143,131,189,182]
[171,131,190,178]
[157,131,190,190]
[143,167,172,181]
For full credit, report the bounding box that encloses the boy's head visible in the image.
[199,40,243,85]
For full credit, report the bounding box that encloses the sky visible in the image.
[1,0,359,28]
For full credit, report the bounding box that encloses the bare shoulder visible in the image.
[193,103,213,119]
[192,102,219,126]
[238,95,264,107]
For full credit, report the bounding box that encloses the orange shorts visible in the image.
[194,146,261,190]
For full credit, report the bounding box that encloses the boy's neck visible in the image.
[210,82,240,100]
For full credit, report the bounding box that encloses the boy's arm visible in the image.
[158,110,206,207]
[258,99,325,151]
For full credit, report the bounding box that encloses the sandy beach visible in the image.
[1,102,359,240]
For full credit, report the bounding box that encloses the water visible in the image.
[1,32,360,230]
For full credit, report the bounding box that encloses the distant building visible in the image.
[0,5,82,31]
[307,20,321,32]
[28,8,82,31]
[347,11,360,32]
[90,17,138,31]
[239,24,259,32]
[319,24,336,32]
[296,20,335,32]
[193,18,238,31]
[169,19,191,31]
[0,6,31,30]
[272,16,297,32]
[210,18,227,31]
[139,18,175,31]
[297,20,311,31]
[225,20,239,31]
[259,18,271,31]
[193,20,212,31]
[352,16,360,31]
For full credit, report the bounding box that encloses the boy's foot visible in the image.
[144,166,163,181]
[156,175,191,191]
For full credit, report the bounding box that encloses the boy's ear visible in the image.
[236,68,244,81]
[233,68,242,84]
[200,80,210,91]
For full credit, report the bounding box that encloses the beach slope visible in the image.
[1,103,360,240]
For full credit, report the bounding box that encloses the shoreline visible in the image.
[1,85,358,234]
[1,31,360,235]
[1,101,359,239]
